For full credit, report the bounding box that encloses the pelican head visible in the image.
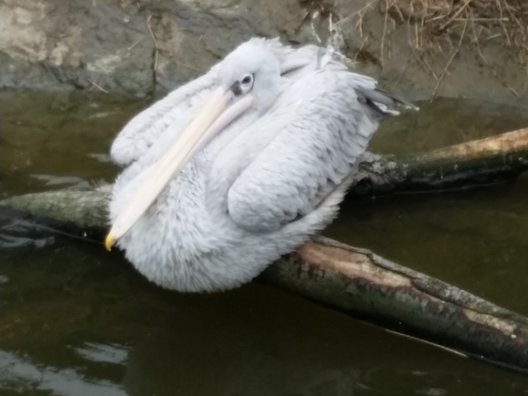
[218,41,281,112]
[105,41,283,250]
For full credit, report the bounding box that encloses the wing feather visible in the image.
[224,67,386,233]
[110,67,219,166]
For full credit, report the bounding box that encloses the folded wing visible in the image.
[224,67,405,233]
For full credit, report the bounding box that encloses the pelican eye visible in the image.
[230,74,255,96]
[241,74,254,87]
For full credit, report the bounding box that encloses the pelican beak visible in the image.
[105,233,115,251]
[105,87,254,250]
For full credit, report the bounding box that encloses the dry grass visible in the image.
[390,0,528,46]
[386,0,528,59]
[381,0,528,97]
[302,0,528,96]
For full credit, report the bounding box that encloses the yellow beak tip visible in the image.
[104,234,115,252]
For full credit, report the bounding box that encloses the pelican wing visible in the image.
[110,67,221,167]
[223,69,393,233]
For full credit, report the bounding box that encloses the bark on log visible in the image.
[349,128,528,196]
[264,239,528,372]
[2,128,528,371]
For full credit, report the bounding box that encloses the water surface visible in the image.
[1,92,528,395]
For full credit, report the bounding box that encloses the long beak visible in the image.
[105,87,254,250]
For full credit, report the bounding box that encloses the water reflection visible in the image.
[0,350,126,396]
[74,342,128,365]
[2,92,528,395]
[0,236,527,396]
[0,91,139,197]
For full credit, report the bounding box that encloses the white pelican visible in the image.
[106,38,411,292]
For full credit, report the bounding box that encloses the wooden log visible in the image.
[2,188,528,371]
[3,128,528,371]
[349,128,528,196]
[265,238,528,371]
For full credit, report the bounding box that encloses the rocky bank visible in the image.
[0,0,527,103]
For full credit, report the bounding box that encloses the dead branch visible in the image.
[3,127,528,371]
[265,237,528,371]
[349,127,528,196]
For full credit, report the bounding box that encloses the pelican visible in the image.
[106,38,411,292]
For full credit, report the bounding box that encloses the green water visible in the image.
[1,92,528,395]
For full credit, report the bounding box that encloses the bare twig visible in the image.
[380,0,391,65]
[88,80,109,94]
[438,0,472,31]
[146,15,160,73]
[431,14,469,99]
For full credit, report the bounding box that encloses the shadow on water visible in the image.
[1,92,528,395]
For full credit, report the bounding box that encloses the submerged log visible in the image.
[2,127,528,371]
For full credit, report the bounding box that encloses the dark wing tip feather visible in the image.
[355,86,419,118]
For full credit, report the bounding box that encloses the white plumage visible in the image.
[108,37,408,292]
